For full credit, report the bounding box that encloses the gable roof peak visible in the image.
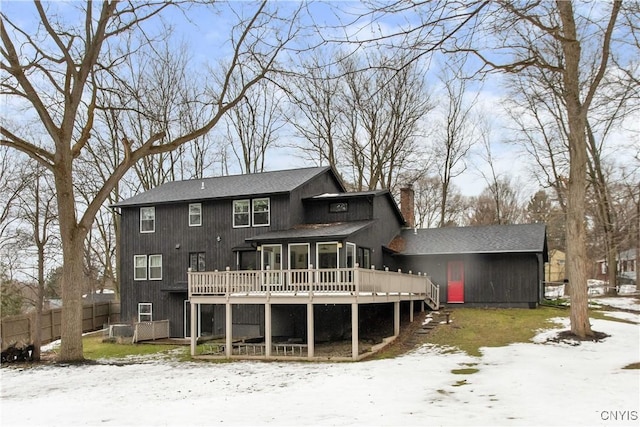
[113,166,340,207]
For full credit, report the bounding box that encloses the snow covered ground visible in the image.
[590,297,640,312]
[1,303,639,426]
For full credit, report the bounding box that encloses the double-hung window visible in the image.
[138,303,152,322]
[233,200,250,228]
[148,255,163,280]
[140,207,155,233]
[134,255,147,280]
[189,203,202,227]
[252,198,270,226]
[233,198,270,228]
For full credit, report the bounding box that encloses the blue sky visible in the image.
[2,1,637,199]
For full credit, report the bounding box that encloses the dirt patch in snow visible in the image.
[543,330,610,346]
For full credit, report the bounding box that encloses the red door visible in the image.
[447,261,464,303]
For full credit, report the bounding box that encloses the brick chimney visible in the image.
[400,185,415,228]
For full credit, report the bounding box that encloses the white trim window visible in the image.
[346,242,356,268]
[189,252,206,272]
[261,244,282,271]
[189,203,202,227]
[252,198,270,226]
[233,200,250,228]
[134,255,147,280]
[138,303,152,322]
[289,243,310,269]
[316,242,339,269]
[149,254,163,280]
[140,207,155,233]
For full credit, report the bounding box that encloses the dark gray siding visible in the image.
[349,223,401,270]
[291,174,343,225]
[119,194,304,336]
[119,169,343,337]
[396,253,542,307]
[304,197,374,223]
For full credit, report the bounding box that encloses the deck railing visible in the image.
[188,266,439,306]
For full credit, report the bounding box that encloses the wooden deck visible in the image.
[187,266,439,361]
[188,266,439,308]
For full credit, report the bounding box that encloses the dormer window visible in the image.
[140,207,155,233]
[330,202,348,213]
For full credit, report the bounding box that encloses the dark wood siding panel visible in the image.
[304,198,374,223]
[119,282,187,337]
[349,223,400,270]
[120,193,296,336]
[372,195,402,224]
[292,172,343,225]
[462,254,538,303]
[394,253,541,306]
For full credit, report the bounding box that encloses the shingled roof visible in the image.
[113,166,341,207]
[394,223,547,258]
[245,220,376,243]
[304,189,406,225]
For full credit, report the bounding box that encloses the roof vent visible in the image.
[201,182,205,190]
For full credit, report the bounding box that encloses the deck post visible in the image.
[225,302,232,358]
[265,302,272,357]
[394,301,400,336]
[409,300,414,322]
[307,303,314,358]
[190,301,197,356]
[351,303,359,361]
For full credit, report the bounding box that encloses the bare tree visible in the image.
[431,59,479,227]
[413,174,468,228]
[468,178,523,225]
[285,48,433,192]
[339,53,433,191]
[458,1,624,337]
[1,1,301,361]
[504,69,570,212]
[0,146,25,244]
[15,163,59,361]
[525,189,566,252]
[224,79,285,174]
[284,48,343,172]
[503,6,638,292]
[413,175,443,228]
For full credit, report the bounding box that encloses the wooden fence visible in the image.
[0,302,120,350]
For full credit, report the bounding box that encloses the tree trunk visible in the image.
[607,247,617,294]
[59,232,86,361]
[56,161,88,362]
[32,244,45,361]
[558,1,593,338]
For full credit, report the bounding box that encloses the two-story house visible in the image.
[113,166,547,360]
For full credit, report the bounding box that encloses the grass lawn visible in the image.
[81,334,185,360]
[75,305,628,362]
[425,307,562,357]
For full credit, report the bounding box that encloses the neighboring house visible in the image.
[113,166,548,359]
[545,249,566,283]
[595,248,638,284]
